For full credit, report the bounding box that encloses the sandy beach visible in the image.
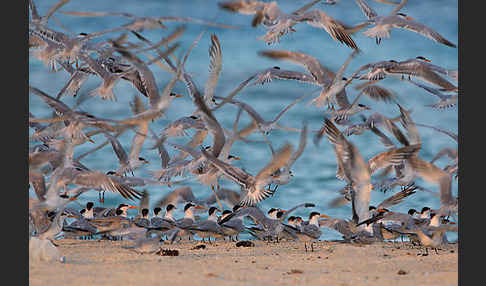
[29,239,458,286]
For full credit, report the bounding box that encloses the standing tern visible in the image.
[219,205,246,241]
[167,203,206,243]
[188,207,225,243]
[294,212,329,252]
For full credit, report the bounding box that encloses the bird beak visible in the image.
[376,209,387,213]
[233,156,241,161]
[195,205,206,210]
[422,58,431,62]
[320,214,330,218]
[174,93,184,98]
[280,210,287,213]
[364,106,372,110]
[69,197,78,201]
[406,16,415,21]
[67,215,78,218]
[449,221,456,225]
[128,205,138,209]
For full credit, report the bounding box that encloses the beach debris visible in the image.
[287,269,304,274]
[397,269,408,275]
[192,244,207,250]
[206,273,218,277]
[235,240,255,247]
[156,248,179,256]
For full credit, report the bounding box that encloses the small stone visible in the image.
[288,269,304,274]
[397,270,408,275]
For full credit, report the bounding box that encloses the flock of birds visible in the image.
[29,0,458,257]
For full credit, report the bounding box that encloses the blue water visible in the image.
[29,0,458,241]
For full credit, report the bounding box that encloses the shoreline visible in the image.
[29,239,458,286]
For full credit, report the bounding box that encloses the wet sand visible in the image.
[29,239,458,286]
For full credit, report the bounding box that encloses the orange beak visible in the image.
[195,205,206,210]
[376,208,388,214]
[320,214,330,218]
[69,197,78,201]
[423,58,431,62]
[128,205,138,209]
[406,16,415,21]
[174,93,184,98]
[233,156,241,161]
[67,215,78,218]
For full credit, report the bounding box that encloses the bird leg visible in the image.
[419,247,429,256]
[305,243,308,252]
[434,248,439,255]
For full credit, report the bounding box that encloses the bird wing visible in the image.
[297,10,359,50]
[72,170,142,201]
[376,185,417,209]
[354,0,378,20]
[200,148,253,189]
[203,34,223,107]
[367,144,420,175]
[258,50,333,83]
[155,186,197,207]
[390,17,456,47]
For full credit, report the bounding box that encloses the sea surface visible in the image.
[29,0,458,241]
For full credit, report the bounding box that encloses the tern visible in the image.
[188,207,225,243]
[200,143,294,206]
[354,0,456,47]
[219,0,359,49]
